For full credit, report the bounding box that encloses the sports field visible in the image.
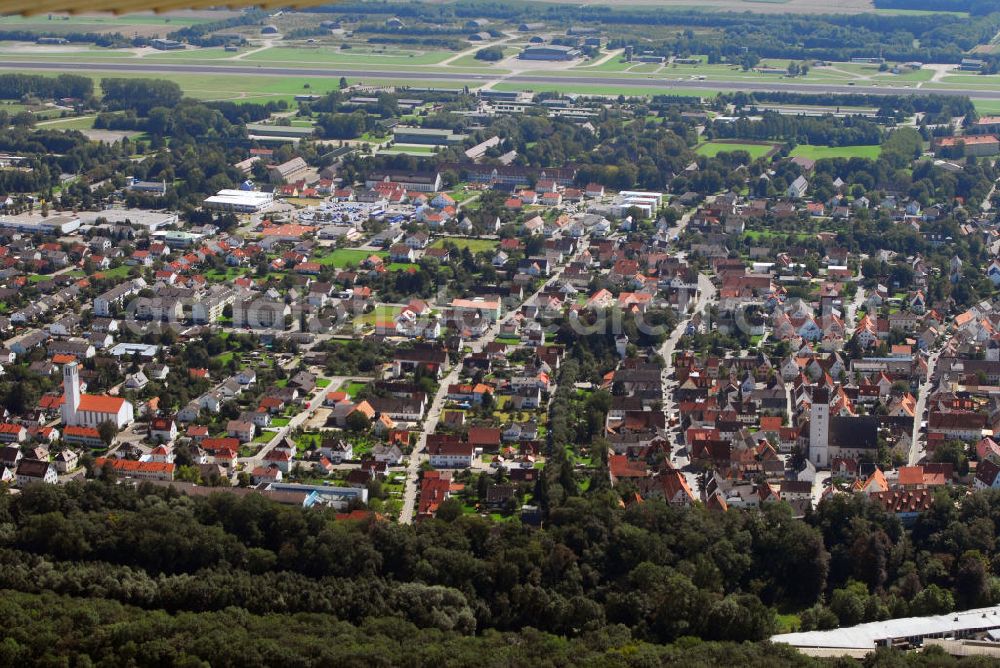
[789,144,882,160]
[695,141,778,159]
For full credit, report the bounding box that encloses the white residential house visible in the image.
[428,442,475,469]
[124,371,149,391]
[372,444,403,466]
[15,459,58,486]
[786,175,808,199]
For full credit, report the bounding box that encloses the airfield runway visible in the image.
[3,59,999,99]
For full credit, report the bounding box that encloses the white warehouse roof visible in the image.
[773,606,1000,650]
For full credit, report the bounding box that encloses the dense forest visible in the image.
[719,92,976,125]
[0,73,94,101]
[3,472,1000,666]
[165,10,264,47]
[707,113,884,147]
[5,587,990,667]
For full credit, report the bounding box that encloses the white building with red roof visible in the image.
[61,362,134,429]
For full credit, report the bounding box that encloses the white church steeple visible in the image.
[62,361,81,426]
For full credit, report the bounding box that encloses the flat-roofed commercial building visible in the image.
[0,213,81,235]
[773,605,1000,656]
[77,209,178,232]
[393,127,468,145]
[203,190,274,213]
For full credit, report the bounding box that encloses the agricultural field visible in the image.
[526,0,875,12]
[790,144,881,160]
[0,12,217,37]
[695,141,778,159]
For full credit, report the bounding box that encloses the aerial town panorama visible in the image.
[6,0,1000,664]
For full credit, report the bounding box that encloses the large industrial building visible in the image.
[773,605,1000,656]
[0,213,81,235]
[76,209,178,233]
[393,127,468,145]
[203,189,274,213]
[519,45,580,61]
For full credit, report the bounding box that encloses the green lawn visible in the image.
[695,141,777,159]
[448,49,516,69]
[775,613,802,633]
[314,249,385,268]
[27,273,60,284]
[0,14,207,33]
[270,417,290,428]
[358,132,389,143]
[790,144,882,160]
[93,265,133,280]
[356,305,403,326]
[974,99,1000,115]
[242,45,455,67]
[577,56,633,73]
[744,230,813,243]
[37,115,97,130]
[205,267,249,282]
[872,68,934,83]
[378,144,439,156]
[430,237,498,253]
[0,68,464,105]
[316,378,331,389]
[345,381,369,399]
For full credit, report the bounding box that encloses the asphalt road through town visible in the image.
[6,59,1000,99]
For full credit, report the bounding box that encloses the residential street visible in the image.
[659,271,717,480]
[398,236,590,523]
[238,374,356,469]
[908,347,942,466]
